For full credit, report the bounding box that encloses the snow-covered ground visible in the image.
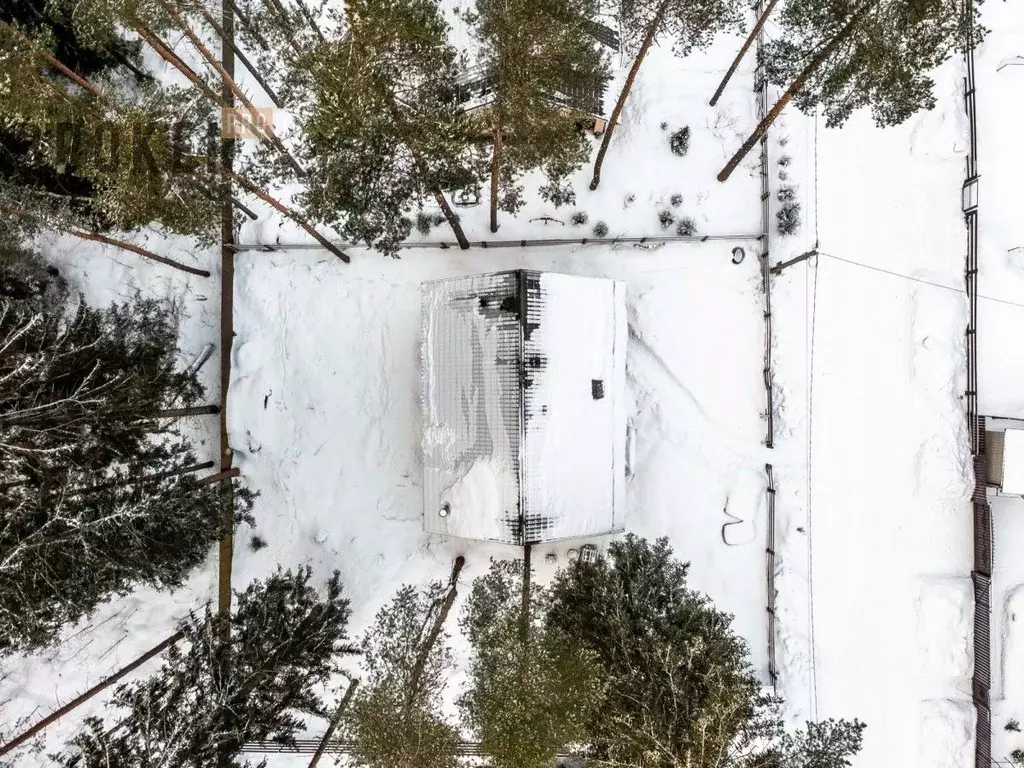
[11,3,1024,766]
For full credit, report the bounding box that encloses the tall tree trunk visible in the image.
[383,96,470,250]
[432,187,470,249]
[157,1,305,178]
[0,630,185,758]
[229,172,351,262]
[190,1,284,108]
[589,1,668,191]
[520,544,531,645]
[153,405,221,418]
[709,0,781,107]
[489,126,502,233]
[69,461,215,496]
[718,4,870,182]
[0,205,210,276]
[135,25,290,174]
[406,556,466,708]
[307,679,359,768]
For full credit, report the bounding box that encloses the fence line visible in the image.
[961,6,992,766]
[755,0,779,696]
[228,232,762,253]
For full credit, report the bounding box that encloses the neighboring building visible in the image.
[421,270,626,544]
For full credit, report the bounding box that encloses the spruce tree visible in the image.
[545,535,865,768]
[0,242,252,653]
[718,0,982,180]
[589,0,741,189]
[281,0,478,255]
[57,567,353,767]
[468,0,610,231]
[347,582,461,768]
[459,559,604,768]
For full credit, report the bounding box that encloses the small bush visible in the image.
[669,126,690,157]
[432,213,446,227]
[778,135,790,147]
[778,170,789,181]
[777,201,802,236]
[657,208,675,230]
[778,154,792,167]
[415,211,433,235]
[669,193,683,208]
[1007,719,1022,733]
[539,179,577,208]
[659,121,668,130]
[592,221,609,238]
[623,193,636,209]
[1012,748,1024,765]
[676,217,697,236]
[250,535,268,552]
[777,186,798,203]
[570,210,589,226]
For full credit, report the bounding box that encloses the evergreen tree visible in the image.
[282,0,478,255]
[0,242,253,652]
[589,0,741,189]
[718,0,982,180]
[57,567,353,767]
[348,582,461,768]
[545,535,865,768]
[459,559,604,768]
[468,0,610,231]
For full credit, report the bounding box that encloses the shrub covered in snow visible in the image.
[669,126,690,156]
[670,193,683,208]
[623,193,636,209]
[571,210,589,226]
[657,208,675,229]
[592,221,609,238]
[539,179,577,208]
[777,185,802,236]
[415,211,434,235]
[676,217,698,236]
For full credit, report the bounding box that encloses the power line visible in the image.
[818,251,1024,310]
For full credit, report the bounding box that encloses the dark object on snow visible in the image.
[657,208,675,230]
[592,221,609,238]
[675,216,697,236]
[670,193,683,207]
[570,210,588,226]
[591,380,605,400]
[669,126,690,156]
[731,247,745,264]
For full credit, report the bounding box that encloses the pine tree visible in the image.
[469,0,610,231]
[347,581,462,768]
[588,0,741,189]
[459,559,604,768]
[57,567,353,767]
[545,535,865,768]
[281,0,478,255]
[0,242,253,652]
[718,0,982,180]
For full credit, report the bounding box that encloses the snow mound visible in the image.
[916,578,973,682]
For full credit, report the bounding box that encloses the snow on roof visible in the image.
[1002,428,1024,494]
[421,270,626,544]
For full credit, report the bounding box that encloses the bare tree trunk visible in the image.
[197,467,240,485]
[489,126,502,233]
[153,405,221,417]
[190,1,285,108]
[135,26,284,167]
[69,461,215,496]
[307,679,359,768]
[432,188,470,249]
[0,630,185,758]
[709,0,781,107]
[1,21,105,99]
[0,205,210,277]
[229,172,350,262]
[589,0,668,190]
[520,544,531,645]
[718,4,870,182]
[406,555,466,706]
[157,1,305,178]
